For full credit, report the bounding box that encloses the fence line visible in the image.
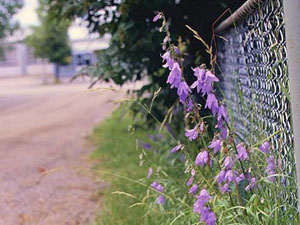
[216,0,297,207]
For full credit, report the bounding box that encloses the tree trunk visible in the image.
[55,63,60,83]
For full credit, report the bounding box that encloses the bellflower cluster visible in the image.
[151,13,286,224]
[151,181,165,205]
[193,189,216,225]
[161,47,191,104]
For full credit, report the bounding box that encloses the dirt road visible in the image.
[0,76,121,225]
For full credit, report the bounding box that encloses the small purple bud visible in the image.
[153,13,161,22]
[186,176,194,186]
[189,184,198,195]
[236,143,249,161]
[170,144,183,153]
[174,46,180,55]
[147,167,153,179]
[187,98,193,112]
[224,156,234,170]
[215,170,226,183]
[156,195,165,204]
[259,141,270,154]
[191,169,196,176]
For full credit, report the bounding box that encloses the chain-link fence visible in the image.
[217,0,297,206]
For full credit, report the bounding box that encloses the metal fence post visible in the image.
[283,0,300,206]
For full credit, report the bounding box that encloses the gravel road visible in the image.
[0,76,121,225]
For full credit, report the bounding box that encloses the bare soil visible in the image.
[0,76,121,225]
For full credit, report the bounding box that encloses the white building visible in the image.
[0,34,110,77]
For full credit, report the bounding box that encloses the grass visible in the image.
[90,108,170,225]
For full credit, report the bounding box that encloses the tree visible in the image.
[26,0,71,82]
[45,0,243,124]
[0,0,23,53]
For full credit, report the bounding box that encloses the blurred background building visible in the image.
[0,33,110,77]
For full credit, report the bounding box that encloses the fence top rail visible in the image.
[215,0,267,34]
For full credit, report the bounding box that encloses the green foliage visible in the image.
[90,107,192,225]
[25,0,71,66]
[44,0,243,124]
[0,0,23,53]
[91,106,299,225]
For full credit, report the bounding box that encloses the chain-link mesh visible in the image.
[217,0,297,206]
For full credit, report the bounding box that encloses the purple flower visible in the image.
[189,184,198,195]
[185,125,199,141]
[191,169,196,176]
[167,62,181,88]
[187,176,194,186]
[191,68,219,97]
[196,189,212,207]
[235,173,245,184]
[191,67,206,93]
[153,13,162,22]
[201,71,219,95]
[236,143,249,161]
[162,36,170,50]
[225,170,235,183]
[218,104,228,122]
[139,140,151,149]
[187,98,193,112]
[215,170,226,183]
[193,189,215,225]
[147,167,153,179]
[177,81,191,103]
[162,51,175,70]
[245,177,256,191]
[174,46,180,55]
[195,150,210,167]
[163,36,169,44]
[209,139,222,154]
[205,93,219,115]
[199,207,216,225]
[259,141,270,154]
[220,183,230,194]
[151,182,164,192]
[170,143,183,153]
[265,155,276,181]
[224,156,234,170]
[220,125,228,140]
[156,195,165,204]
[199,122,205,132]
[206,212,216,225]
[193,199,202,214]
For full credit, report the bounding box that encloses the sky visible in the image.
[13,0,90,40]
